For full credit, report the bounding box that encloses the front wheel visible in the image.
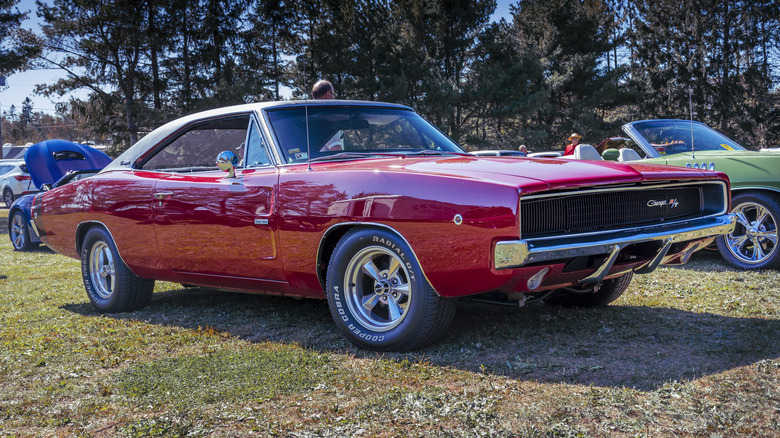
[81,227,154,313]
[716,192,780,270]
[545,271,634,307]
[326,228,456,351]
[9,211,36,251]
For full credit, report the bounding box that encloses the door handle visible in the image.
[153,192,173,200]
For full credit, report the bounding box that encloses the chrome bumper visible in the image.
[494,213,736,270]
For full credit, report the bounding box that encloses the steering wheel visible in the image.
[666,142,688,154]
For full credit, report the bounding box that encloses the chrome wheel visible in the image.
[10,213,26,249]
[89,240,116,299]
[726,201,778,266]
[81,227,154,313]
[344,246,412,332]
[327,228,456,350]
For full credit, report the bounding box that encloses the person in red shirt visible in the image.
[563,133,581,156]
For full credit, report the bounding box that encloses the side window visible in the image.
[142,116,249,172]
[245,120,271,167]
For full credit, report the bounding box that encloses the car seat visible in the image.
[563,144,602,160]
[618,148,642,161]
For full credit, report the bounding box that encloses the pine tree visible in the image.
[0,0,40,75]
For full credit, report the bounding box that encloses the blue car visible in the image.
[8,140,111,251]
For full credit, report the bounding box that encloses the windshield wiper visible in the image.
[308,150,469,163]
[308,152,396,162]
[399,150,470,157]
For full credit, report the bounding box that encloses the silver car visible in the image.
[1,160,34,208]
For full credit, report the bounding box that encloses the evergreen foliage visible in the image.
[0,0,40,75]
[9,0,780,152]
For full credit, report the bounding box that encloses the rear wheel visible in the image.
[545,271,634,307]
[81,227,154,312]
[716,192,780,270]
[3,188,13,208]
[326,228,456,351]
[9,211,36,251]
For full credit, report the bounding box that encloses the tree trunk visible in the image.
[148,1,161,110]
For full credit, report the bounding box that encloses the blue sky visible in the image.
[1,0,514,115]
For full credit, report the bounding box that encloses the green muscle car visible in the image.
[597,119,780,270]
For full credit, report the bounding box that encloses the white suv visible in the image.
[1,160,34,208]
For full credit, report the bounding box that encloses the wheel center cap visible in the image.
[374,281,391,295]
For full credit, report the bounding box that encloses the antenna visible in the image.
[303,52,312,171]
[689,87,695,159]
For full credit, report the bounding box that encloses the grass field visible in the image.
[0,225,778,436]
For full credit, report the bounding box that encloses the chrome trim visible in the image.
[256,110,286,166]
[494,213,736,270]
[317,222,440,296]
[733,186,780,195]
[580,244,622,284]
[28,218,40,239]
[519,180,730,242]
[527,267,549,290]
[634,238,673,274]
[520,180,725,202]
[686,162,716,171]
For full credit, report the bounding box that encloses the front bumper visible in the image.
[494,213,736,273]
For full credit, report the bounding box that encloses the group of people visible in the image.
[310,79,583,155]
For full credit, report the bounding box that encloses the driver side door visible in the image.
[146,114,285,288]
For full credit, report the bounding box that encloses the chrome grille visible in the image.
[521,185,704,237]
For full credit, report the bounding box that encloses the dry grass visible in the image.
[0,237,778,437]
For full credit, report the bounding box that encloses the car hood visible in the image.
[314,155,717,194]
[24,140,112,189]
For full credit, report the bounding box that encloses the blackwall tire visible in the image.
[81,227,154,313]
[716,192,780,270]
[325,228,456,351]
[547,271,634,307]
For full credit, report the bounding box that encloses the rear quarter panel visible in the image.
[35,170,163,276]
[34,178,97,258]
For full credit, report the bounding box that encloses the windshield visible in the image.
[632,121,746,155]
[266,106,464,163]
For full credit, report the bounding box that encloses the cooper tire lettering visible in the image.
[325,227,455,351]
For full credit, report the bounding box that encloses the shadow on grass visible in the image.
[17,245,54,254]
[62,284,780,391]
[668,247,738,272]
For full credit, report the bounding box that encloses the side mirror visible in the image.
[41,184,52,191]
[216,151,239,178]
